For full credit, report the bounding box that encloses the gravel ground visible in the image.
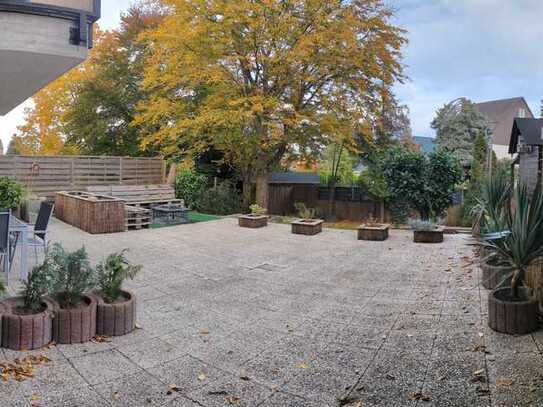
[1,217,542,406]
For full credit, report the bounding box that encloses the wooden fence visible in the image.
[0,155,166,197]
[268,184,389,221]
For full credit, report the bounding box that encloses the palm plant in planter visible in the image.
[475,173,513,289]
[1,264,54,350]
[239,204,268,228]
[48,244,97,344]
[291,202,323,236]
[92,250,141,336]
[485,184,543,335]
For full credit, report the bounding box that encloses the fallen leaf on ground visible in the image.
[225,395,241,405]
[297,362,309,369]
[409,392,431,402]
[496,378,514,387]
[112,392,120,400]
[0,354,51,383]
[91,335,111,343]
[198,373,207,381]
[200,330,210,335]
[135,323,142,329]
[168,384,180,392]
[208,390,228,396]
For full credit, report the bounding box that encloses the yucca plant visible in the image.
[473,170,511,236]
[294,202,316,220]
[483,184,543,299]
[96,250,141,304]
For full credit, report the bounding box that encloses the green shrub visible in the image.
[0,177,24,210]
[49,244,95,309]
[198,181,241,215]
[388,200,410,225]
[19,262,53,312]
[249,204,266,215]
[175,170,208,209]
[96,250,142,303]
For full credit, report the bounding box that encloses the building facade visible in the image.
[509,118,543,192]
[475,97,534,160]
[0,0,101,115]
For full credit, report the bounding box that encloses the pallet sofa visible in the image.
[86,184,184,231]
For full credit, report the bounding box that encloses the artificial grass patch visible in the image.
[150,211,222,228]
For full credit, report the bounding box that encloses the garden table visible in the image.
[9,216,32,282]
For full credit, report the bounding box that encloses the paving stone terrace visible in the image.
[2,218,543,407]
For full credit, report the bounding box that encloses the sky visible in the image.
[1,0,542,150]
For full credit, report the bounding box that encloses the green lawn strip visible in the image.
[150,211,222,228]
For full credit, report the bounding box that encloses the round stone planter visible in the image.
[488,287,539,335]
[0,297,53,350]
[413,228,444,243]
[49,295,97,344]
[480,260,512,290]
[91,290,137,337]
[238,215,268,228]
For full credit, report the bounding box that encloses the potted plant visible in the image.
[357,217,390,241]
[239,204,268,228]
[91,250,142,336]
[0,177,24,213]
[486,184,542,335]
[409,220,444,243]
[291,203,323,236]
[1,264,54,350]
[48,244,97,344]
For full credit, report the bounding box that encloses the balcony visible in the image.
[0,0,101,115]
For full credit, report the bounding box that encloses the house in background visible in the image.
[413,136,436,154]
[509,118,543,192]
[475,97,534,159]
[0,0,101,115]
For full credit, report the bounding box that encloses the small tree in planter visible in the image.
[1,264,54,350]
[239,204,268,228]
[485,184,543,335]
[48,244,97,344]
[92,250,142,336]
[291,203,323,236]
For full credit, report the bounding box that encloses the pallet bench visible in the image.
[125,206,151,231]
[87,184,184,209]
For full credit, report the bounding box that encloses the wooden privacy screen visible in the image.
[0,155,166,197]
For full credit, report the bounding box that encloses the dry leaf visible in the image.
[112,392,120,400]
[200,330,210,335]
[297,362,309,369]
[225,395,241,405]
[169,384,180,392]
[198,373,207,381]
[409,392,431,402]
[496,378,514,387]
[31,395,41,401]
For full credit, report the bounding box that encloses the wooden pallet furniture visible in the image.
[125,205,151,231]
[55,191,125,234]
[87,184,183,208]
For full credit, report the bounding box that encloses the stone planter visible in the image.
[49,295,97,344]
[413,228,444,243]
[358,224,390,241]
[238,214,268,228]
[480,259,512,290]
[90,290,137,337]
[488,287,539,335]
[0,297,53,350]
[291,219,323,236]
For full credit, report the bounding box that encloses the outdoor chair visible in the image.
[0,210,10,274]
[21,202,55,264]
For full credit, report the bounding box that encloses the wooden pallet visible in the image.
[125,205,151,231]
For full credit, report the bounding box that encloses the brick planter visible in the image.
[358,224,390,241]
[91,290,137,337]
[488,287,539,335]
[0,297,53,350]
[480,259,512,290]
[413,228,444,243]
[291,219,323,236]
[49,295,97,344]
[238,215,268,228]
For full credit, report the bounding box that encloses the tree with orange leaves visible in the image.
[136,0,407,207]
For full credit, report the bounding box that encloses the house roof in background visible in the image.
[475,97,534,146]
[509,118,543,154]
[269,171,320,184]
[413,136,436,154]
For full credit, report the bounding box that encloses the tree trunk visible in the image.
[380,200,385,223]
[255,174,269,210]
[242,178,253,211]
[327,181,337,221]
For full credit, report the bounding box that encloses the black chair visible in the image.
[0,210,10,275]
[24,202,55,263]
